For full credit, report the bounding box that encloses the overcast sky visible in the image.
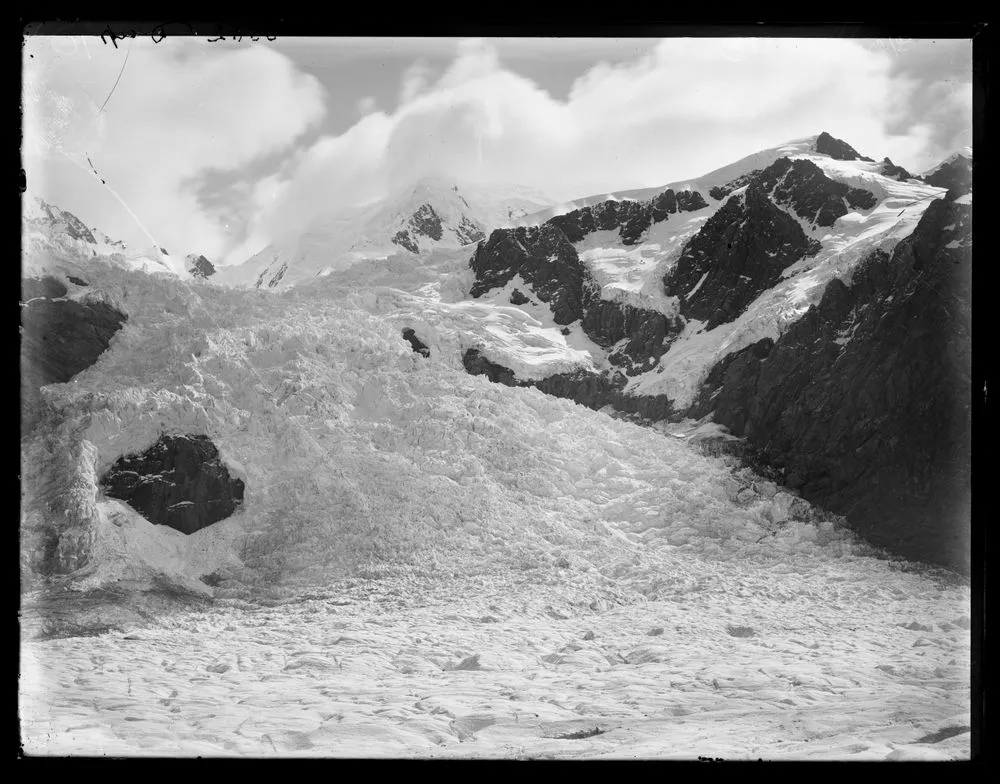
[22,35,973,266]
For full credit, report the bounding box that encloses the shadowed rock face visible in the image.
[392,203,447,253]
[815,131,874,162]
[688,196,971,572]
[923,155,972,196]
[756,157,878,227]
[548,189,708,247]
[462,349,677,422]
[101,435,245,535]
[881,157,915,182]
[581,292,684,376]
[664,183,822,329]
[20,278,128,431]
[470,223,587,324]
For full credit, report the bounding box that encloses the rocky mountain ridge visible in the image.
[463,133,971,570]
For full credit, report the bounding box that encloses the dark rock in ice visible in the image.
[402,327,430,357]
[101,434,245,535]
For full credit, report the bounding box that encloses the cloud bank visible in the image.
[23,36,972,267]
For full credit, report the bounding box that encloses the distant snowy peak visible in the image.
[22,195,190,279]
[922,151,972,195]
[216,177,555,290]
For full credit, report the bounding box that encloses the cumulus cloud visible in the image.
[22,36,325,259]
[243,37,963,261]
[399,59,431,104]
[24,36,973,267]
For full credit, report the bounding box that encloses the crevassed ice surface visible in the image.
[19,239,971,759]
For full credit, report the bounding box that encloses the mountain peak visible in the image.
[815,131,874,162]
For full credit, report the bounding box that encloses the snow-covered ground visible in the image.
[213,178,554,290]
[19,237,971,759]
[21,557,970,759]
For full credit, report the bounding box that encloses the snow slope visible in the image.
[510,136,947,408]
[213,178,554,290]
[22,195,191,280]
[20,243,972,759]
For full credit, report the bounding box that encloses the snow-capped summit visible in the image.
[22,195,190,279]
[922,149,972,195]
[213,177,555,290]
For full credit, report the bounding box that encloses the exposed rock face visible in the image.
[391,230,420,254]
[815,131,874,162]
[20,280,128,430]
[688,196,971,572]
[101,435,246,535]
[186,254,216,278]
[709,170,762,201]
[402,328,430,357]
[548,189,708,247]
[455,215,486,246]
[462,349,676,421]
[408,203,444,241]
[67,276,89,287]
[757,157,877,227]
[580,291,683,375]
[462,349,519,386]
[664,183,822,328]
[470,223,587,324]
[509,289,530,305]
[35,199,98,243]
[923,155,972,196]
[880,157,915,182]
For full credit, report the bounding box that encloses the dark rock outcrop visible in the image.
[408,203,444,241]
[455,215,486,246]
[391,230,419,254]
[36,199,98,244]
[402,328,430,357]
[580,291,683,375]
[880,157,914,182]
[462,349,518,386]
[664,183,822,329]
[815,131,874,162]
[20,284,128,430]
[548,188,708,247]
[509,289,530,305]
[267,262,288,288]
[67,276,89,287]
[756,157,878,227]
[470,223,587,324]
[676,191,709,212]
[101,435,245,535]
[923,154,972,197]
[709,170,762,201]
[462,349,676,421]
[688,196,971,572]
[186,254,216,278]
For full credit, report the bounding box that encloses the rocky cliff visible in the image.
[687,195,971,571]
[20,275,128,432]
[101,434,246,535]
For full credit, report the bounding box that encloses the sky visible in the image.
[22,35,974,267]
